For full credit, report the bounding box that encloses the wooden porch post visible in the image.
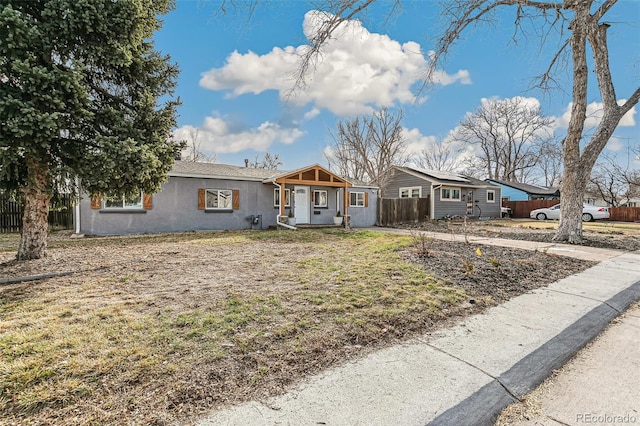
[343,182,349,220]
[279,179,286,218]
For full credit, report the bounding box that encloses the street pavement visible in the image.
[197,230,640,426]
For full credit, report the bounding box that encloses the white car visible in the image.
[529,204,610,222]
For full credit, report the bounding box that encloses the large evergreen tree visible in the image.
[0,0,181,259]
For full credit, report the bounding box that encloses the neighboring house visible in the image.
[583,196,610,208]
[383,166,501,219]
[77,161,378,236]
[486,178,560,201]
[621,199,640,207]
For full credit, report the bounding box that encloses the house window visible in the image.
[399,186,421,198]
[274,188,291,207]
[441,187,461,201]
[103,193,143,209]
[206,189,233,210]
[487,190,496,203]
[313,190,328,207]
[350,192,365,207]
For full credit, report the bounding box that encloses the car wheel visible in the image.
[536,213,547,220]
[582,213,593,222]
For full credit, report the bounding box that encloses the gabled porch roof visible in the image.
[263,164,353,188]
[264,164,353,219]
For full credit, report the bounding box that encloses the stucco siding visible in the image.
[80,177,276,235]
[79,176,377,235]
[346,187,378,227]
[305,186,342,225]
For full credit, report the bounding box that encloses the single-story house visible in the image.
[487,178,560,201]
[76,161,378,236]
[382,166,502,219]
[621,199,640,208]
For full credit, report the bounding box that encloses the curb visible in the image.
[429,280,640,426]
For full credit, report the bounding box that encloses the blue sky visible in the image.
[154,0,640,174]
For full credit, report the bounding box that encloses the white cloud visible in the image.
[322,145,334,159]
[554,100,636,129]
[402,126,476,169]
[431,68,472,85]
[605,136,624,152]
[200,10,471,116]
[303,107,321,120]
[174,117,304,154]
[480,96,541,110]
[402,127,439,157]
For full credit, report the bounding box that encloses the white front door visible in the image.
[294,186,310,224]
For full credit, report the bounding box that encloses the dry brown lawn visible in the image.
[0,227,597,425]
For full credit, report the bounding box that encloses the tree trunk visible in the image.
[553,6,589,244]
[17,157,50,260]
[554,164,588,244]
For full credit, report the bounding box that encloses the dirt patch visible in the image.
[402,237,590,304]
[0,228,602,425]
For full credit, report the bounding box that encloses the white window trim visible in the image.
[274,188,291,207]
[487,190,496,203]
[206,189,233,210]
[399,186,422,198]
[313,190,328,207]
[440,186,461,202]
[103,193,143,209]
[350,191,365,207]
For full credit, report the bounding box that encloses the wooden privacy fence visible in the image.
[0,194,74,233]
[377,197,430,226]
[502,200,558,218]
[608,207,640,222]
[503,200,640,222]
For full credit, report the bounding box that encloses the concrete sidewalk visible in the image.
[198,235,640,426]
[373,227,623,262]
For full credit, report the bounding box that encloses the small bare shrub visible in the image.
[410,230,433,258]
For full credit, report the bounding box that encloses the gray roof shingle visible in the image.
[396,166,499,188]
[170,161,282,181]
[169,161,378,187]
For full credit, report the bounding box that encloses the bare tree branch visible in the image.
[325,107,408,191]
[453,96,555,182]
[247,152,283,169]
[179,129,217,163]
[414,139,465,172]
[587,153,640,207]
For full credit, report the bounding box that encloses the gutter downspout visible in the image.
[273,181,297,230]
[431,184,441,220]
